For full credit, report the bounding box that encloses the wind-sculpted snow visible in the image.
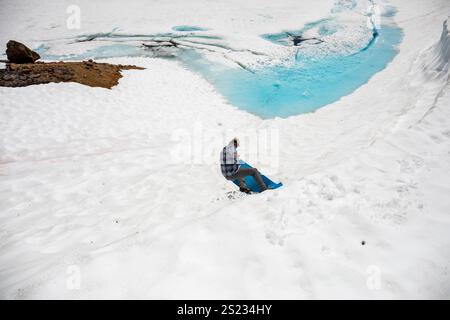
[436,19,450,74]
[409,17,450,84]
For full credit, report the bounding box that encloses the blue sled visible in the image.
[232,162,283,193]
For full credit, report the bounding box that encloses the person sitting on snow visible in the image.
[220,138,267,194]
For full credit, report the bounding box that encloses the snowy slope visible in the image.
[1,0,450,299]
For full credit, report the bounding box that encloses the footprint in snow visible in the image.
[212,191,248,202]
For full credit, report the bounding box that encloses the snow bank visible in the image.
[436,18,450,74]
[412,17,450,81]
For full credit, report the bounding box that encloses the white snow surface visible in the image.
[1,0,450,299]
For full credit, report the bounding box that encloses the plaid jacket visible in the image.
[220,142,240,178]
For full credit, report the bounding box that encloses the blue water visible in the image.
[181,25,402,118]
[172,25,210,32]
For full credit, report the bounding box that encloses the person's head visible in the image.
[232,137,240,148]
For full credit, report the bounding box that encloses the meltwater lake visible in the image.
[36,19,402,119]
[180,25,402,118]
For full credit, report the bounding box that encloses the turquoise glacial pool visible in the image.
[180,25,402,118]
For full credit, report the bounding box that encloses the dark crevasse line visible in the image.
[75,33,222,43]
[363,0,380,52]
[34,28,225,61]
[359,30,379,53]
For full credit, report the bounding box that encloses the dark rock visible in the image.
[54,68,67,75]
[6,40,40,63]
[292,36,304,46]
[2,73,17,81]
[8,81,20,87]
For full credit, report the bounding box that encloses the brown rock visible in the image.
[8,63,19,71]
[6,40,40,64]
[1,60,143,88]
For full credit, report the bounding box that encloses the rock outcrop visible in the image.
[5,40,40,64]
[0,60,144,88]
